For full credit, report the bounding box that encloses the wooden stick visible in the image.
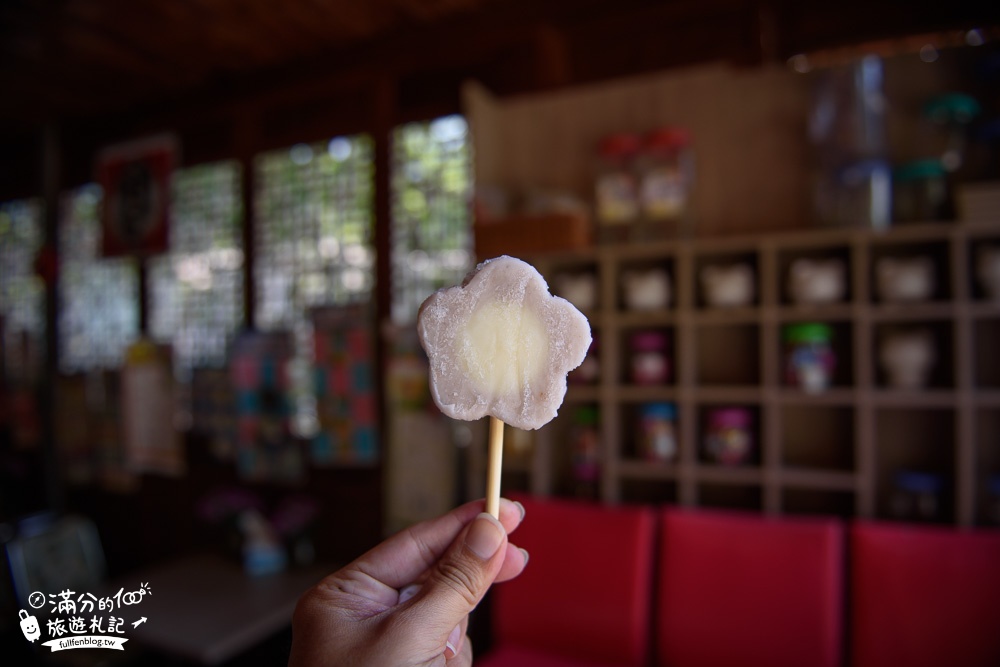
[486,416,505,519]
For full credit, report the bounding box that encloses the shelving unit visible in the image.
[520,220,1000,526]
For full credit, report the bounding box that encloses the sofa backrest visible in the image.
[851,521,1000,667]
[492,494,657,667]
[655,507,845,667]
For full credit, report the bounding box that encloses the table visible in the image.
[102,554,333,665]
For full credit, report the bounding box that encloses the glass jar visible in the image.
[704,407,753,466]
[629,330,670,385]
[638,402,678,463]
[890,470,945,522]
[815,158,892,231]
[594,133,641,244]
[809,55,891,230]
[636,126,694,238]
[783,323,835,393]
[571,406,601,499]
[893,159,950,223]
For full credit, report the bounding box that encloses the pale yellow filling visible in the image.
[457,300,549,398]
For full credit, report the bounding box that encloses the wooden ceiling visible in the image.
[0,0,502,123]
[1,0,998,198]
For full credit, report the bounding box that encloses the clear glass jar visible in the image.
[636,127,694,239]
[638,402,678,463]
[629,330,670,385]
[594,133,641,244]
[809,55,891,230]
[783,323,835,393]
[893,159,950,223]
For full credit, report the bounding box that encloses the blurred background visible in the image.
[1,1,1000,665]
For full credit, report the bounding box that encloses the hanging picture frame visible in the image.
[96,134,179,258]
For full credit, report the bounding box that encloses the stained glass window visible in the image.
[148,160,244,376]
[0,198,45,385]
[391,114,473,323]
[59,184,139,372]
[254,136,375,329]
[254,136,375,437]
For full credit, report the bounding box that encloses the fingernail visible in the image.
[519,547,530,566]
[514,500,526,521]
[398,583,421,604]
[465,512,505,560]
[445,624,462,659]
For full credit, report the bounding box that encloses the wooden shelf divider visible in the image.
[524,220,1000,525]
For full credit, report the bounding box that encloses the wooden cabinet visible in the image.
[512,221,1000,526]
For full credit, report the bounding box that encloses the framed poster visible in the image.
[229,330,303,482]
[96,134,178,258]
[310,304,379,466]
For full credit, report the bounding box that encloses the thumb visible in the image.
[405,512,507,637]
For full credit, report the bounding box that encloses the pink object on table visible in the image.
[477,494,656,667]
[851,521,1000,667]
[655,508,844,667]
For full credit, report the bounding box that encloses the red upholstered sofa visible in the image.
[477,494,1000,667]
[851,521,1000,667]
[477,496,657,667]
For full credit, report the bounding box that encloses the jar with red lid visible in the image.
[637,126,695,238]
[629,330,670,385]
[595,133,641,243]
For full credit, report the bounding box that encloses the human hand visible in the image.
[288,498,528,667]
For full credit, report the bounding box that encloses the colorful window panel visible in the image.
[0,198,45,384]
[391,114,474,324]
[58,184,140,373]
[148,160,244,376]
[254,136,375,331]
[254,137,375,438]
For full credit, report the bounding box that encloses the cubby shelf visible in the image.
[523,220,1000,526]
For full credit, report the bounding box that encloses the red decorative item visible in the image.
[96,134,179,258]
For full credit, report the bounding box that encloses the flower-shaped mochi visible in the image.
[418,255,592,430]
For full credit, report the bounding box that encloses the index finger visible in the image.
[346,497,524,590]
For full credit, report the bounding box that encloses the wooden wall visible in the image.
[466,62,814,237]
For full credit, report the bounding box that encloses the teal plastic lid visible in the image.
[894,159,946,183]
[783,323,833,344]
[923,93,981,124]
